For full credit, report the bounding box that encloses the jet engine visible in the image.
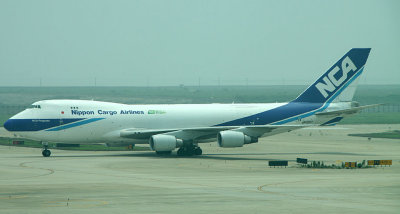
[217,130,257,148]
[149,134,183,152]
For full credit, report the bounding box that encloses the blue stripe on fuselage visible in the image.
[45,118,105,131]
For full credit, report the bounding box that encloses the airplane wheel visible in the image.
[185,148,194,156]
[177,146,202,156]
[177,148,184,156]
[194,147,202,155]
[42,149,51,157]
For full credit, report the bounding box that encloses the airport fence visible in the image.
[361,104,400,113]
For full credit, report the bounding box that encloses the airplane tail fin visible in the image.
[293,48,371,103]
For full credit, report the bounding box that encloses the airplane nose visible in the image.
[3,119,13,131]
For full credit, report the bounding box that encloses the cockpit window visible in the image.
[30,105,41,109]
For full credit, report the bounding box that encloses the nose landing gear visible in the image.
[41,142,51,157]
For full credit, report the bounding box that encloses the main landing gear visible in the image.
[177,144,202,156]
[42,142,51,157]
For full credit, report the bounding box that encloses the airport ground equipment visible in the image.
[268,161,288,167]
[12,140,24,145]
[296,158,308,164]
[368,160,392,166]
[344,162,357,168]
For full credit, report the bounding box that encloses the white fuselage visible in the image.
[5,99,350,145]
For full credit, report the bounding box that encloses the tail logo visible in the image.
[315,56,357,98]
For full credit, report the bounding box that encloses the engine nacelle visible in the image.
[217,131,257,148]
[149,134,183,152]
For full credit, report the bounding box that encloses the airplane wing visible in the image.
[120,124,309,142]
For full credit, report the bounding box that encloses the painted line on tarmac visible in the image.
[0,195,28,200]
[257,177,397,207]
[18,161,55,177]
[257,178,330,198]
[45,198,108,208]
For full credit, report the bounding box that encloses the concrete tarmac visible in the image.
[0,124,399,214]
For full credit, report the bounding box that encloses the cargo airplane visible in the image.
[4,48,376,157]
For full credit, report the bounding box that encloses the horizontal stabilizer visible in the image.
[316,104,384,116]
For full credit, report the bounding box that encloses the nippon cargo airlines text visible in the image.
[71,110,145,116]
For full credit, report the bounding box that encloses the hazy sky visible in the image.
[0,0,399,86]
